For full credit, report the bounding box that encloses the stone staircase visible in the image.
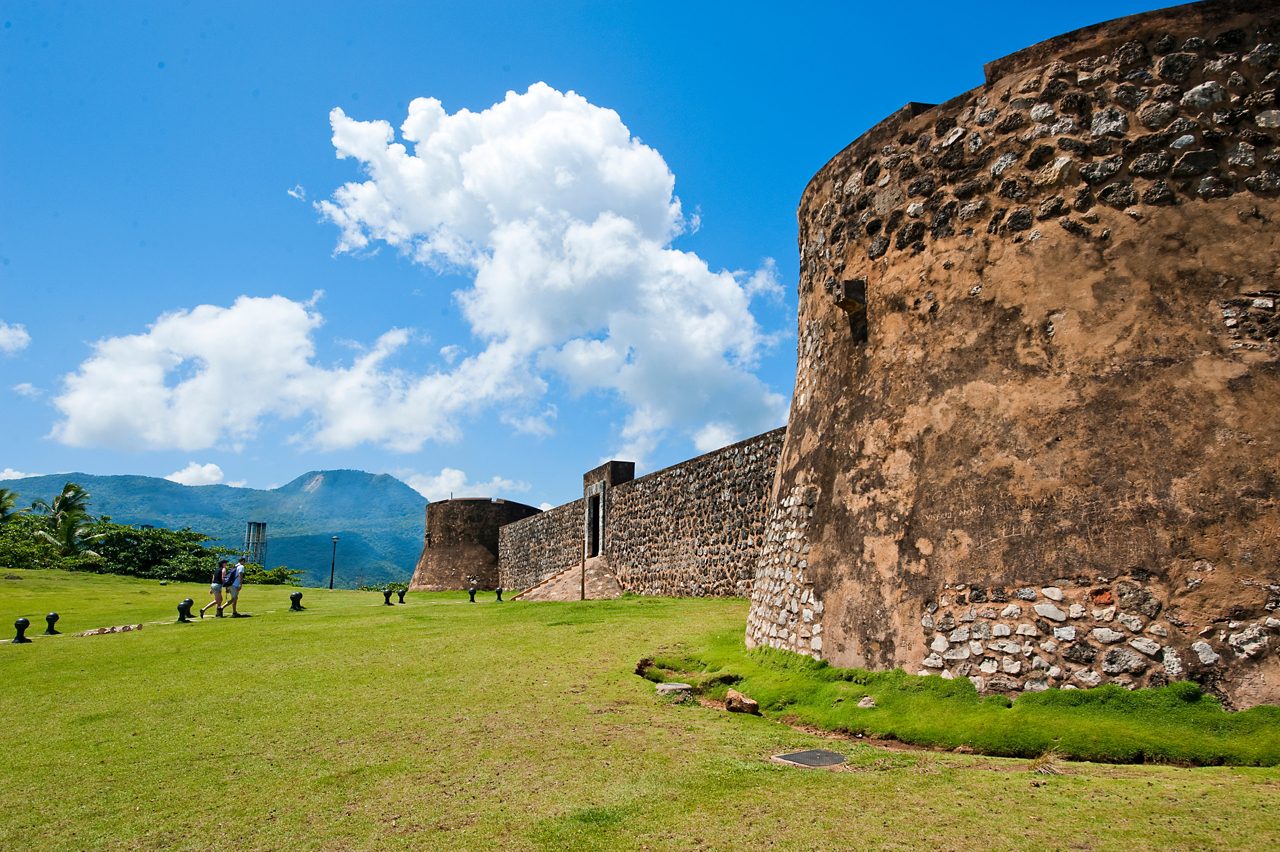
[515,557,622,601]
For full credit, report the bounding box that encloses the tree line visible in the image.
[0,482,301,585]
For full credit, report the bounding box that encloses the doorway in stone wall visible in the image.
[587,493,601,557]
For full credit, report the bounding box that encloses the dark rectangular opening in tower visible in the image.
[587,494,601,557]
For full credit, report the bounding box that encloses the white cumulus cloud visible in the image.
[0,321,31,355]
[0,468,36,481]
[50,293,535,453]
[48,84,787,461]
[401,467,530,502]
[12,383,41,398]
[165,462,227,486]
[53,295,323,451]
[317,83,786,462]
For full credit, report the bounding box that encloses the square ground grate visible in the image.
[772,748,846,768]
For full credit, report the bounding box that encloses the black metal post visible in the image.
[44,612,60,635]
[329,535,339,590]
[289,591,304,611]
[12,617,31,644]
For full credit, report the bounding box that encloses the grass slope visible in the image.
[1,570,1277,850]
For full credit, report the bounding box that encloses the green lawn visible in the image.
[1,569,1277,850]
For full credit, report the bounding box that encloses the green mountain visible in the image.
[4,470,426,588]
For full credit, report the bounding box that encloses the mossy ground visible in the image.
[647,631,1280,766]
[1,570,1277,850]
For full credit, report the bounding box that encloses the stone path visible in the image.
[515,557,622,601]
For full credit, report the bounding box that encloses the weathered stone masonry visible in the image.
[607,428,784,597]
[747,0,1280,708]
[409,498,540,591]
[499,428,785,597]
[498,499,584,593]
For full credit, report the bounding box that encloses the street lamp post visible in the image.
[329,535,340,590]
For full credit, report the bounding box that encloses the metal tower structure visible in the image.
[243,521,267,566]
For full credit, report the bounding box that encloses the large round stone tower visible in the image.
[748,0,1280,707]
[409,498,542,591]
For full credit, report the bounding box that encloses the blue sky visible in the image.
[1,0,1166,508]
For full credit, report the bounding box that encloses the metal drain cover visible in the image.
[772,748,846,768]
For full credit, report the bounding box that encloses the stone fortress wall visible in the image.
[606,428,785,597]
[746,0,1280,708]
[498,498,584,593]
[498,428,785,597]
[408,498,541,591]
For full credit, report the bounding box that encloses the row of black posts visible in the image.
[12,585,441,640]
[10,613,59,643]
[11,590,312,640]
[176,590,306,623]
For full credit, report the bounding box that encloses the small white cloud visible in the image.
[688,208,702,234]
[692,422,738,453]
[501,404,557,437]
[401,467,530,502]
[12,383,41,398]
[742,257,784,300]
[0,468,36,480]
[538,502,553,511]
[165,461,226,486]
[287,184,307,201]
[439,344,462,364]
[226,480,248,488]
[0,321,31,355]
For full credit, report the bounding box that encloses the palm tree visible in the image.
[30,482,92,528]
[0,487,23,524]
[37,512,104,558]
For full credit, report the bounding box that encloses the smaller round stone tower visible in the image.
[409,498,542,591]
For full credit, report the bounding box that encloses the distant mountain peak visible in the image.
[2,469,425,587]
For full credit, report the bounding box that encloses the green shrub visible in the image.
[0,514,62,570]
[241,563,304,585]
[357,581,408,592]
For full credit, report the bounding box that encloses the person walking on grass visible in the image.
[220,556,248,617]
[200,559,229,618]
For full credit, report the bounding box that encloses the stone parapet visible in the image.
[608,428,784,597]
[499,498,584,592]
[499,428,784,597]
